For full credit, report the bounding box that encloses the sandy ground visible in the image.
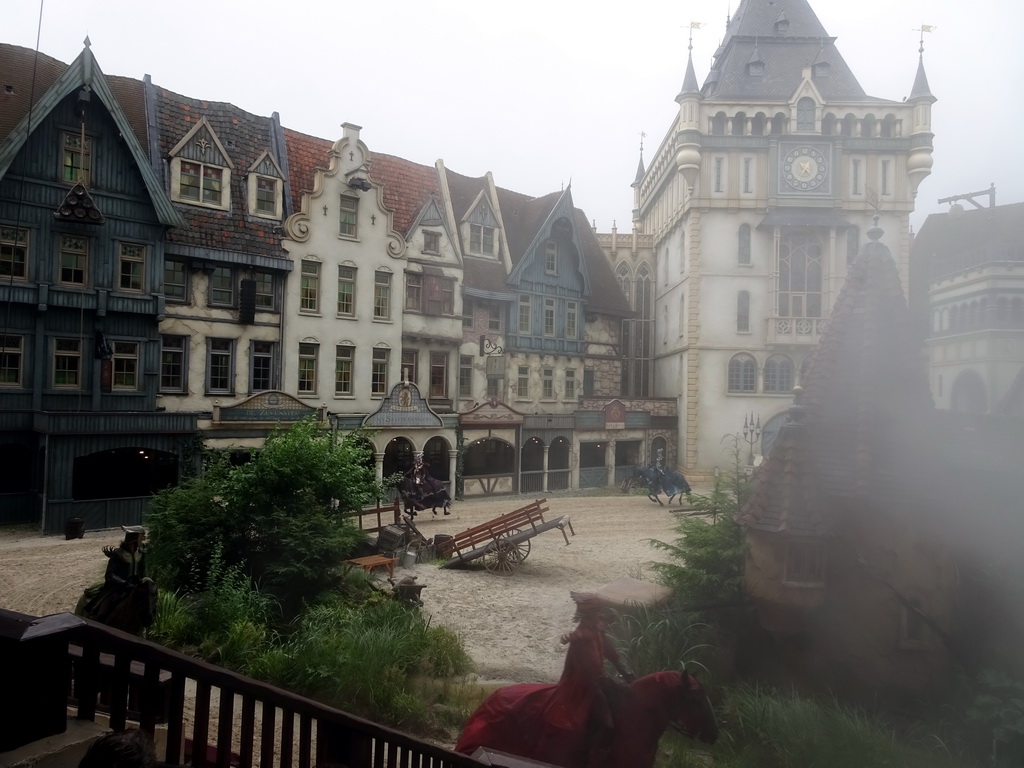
[0,490,694,685]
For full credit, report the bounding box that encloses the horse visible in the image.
[455,668,718,768]
[76,579,158,636]
[622,465,692,506]
[398,472,452,516]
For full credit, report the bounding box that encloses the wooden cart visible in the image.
[436,499,574,575]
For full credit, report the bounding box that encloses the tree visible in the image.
[147,419,383,613]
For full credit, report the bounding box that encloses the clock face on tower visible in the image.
[778,143,831,196]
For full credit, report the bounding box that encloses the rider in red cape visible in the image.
[456,592,634,767]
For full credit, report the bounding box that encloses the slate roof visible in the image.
[153,86,287,259]
[701,0,868,102]
[368,153,442,237]
[913,202,1024,282]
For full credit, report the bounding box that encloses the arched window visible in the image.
[711,112,727,135]
[617,263,631,303]
[996,297,1009,325]
[764,355,795,393]
[738,224,752,265]
[822,113,836,136]
[778,232,824,318]
[881,114,897,138]
[797,97,816,131]
[728,354,757,393]
[842,114,856,137]
[949,305,960,330]
[751,113,766,136]
[771,112,787,135]
[847,226,860,264]
[861,114,875,138]
[732,112,746,136]
[737,291,751,333]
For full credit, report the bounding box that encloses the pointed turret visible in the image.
[675,50,701,102]
[907,34,937,196]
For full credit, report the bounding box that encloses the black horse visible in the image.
[622,465,692,506]
[398,472,452,516]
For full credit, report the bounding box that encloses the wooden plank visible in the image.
[216,686,234,767]
[279,709,294,768]
[109,651,132,731]
[192,680,212,768]
[260,704,276,768]
[239,696,256,768]
[75,641,100,722]
[139,660,161,735]
[164,673,186,765]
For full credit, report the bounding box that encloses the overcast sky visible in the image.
[7,0,1022,231]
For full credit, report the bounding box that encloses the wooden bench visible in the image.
[344,554,399,578]
[438,499,550,559]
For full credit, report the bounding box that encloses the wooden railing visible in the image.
[340,501,402,535]
[36,612,483,767]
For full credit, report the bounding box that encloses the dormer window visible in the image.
[247,151,285,219]
[774,15,789,34]
[423,231,440,254]
[747,61,764,77]
[813,61,831,78]
[797,97,816,132]
[168,117,233,210]
[470,224,495,255]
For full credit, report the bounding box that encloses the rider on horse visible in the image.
[77,526,156,633]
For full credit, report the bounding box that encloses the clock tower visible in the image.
[623,0,934,474]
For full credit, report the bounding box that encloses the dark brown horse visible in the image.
[76,579,158,636]
[398,473,451,516]
[456,669,717,768]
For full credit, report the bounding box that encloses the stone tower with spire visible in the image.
[620,0,934,474]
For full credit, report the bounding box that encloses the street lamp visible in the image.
[742,412,761,466]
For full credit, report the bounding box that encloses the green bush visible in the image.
[146,419,382,613]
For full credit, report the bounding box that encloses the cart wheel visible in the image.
[484,539,522,575]
[500,529,531,561]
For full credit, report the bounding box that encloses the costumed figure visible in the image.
[399,452,452,516]
[76,526,157,635]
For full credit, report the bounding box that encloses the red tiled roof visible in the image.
[368,153,440,236]
[283,127,331,216]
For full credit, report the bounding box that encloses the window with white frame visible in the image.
[209,267,234,306]
[784,540,826,585]
[427,275,454,315]
[59,235,88,286]
[300,261,320,313]
[178,161,226,207]
[851,159,862,195]
[486,355,503,398]
[298,342,318,395]
[566,301,578,339]
[160,335,187,392]
[253,271,275,310]
[516,365,530,399]
[1,227,29,280]
[374,271,391,320]
[542,368,554,399]
[778,232,824,319]
[112,342,139,390]
[463,299,474,329]
[545,242,558,275]
[207,338,234,394]
[564,369,576,400]
[459,355,473,397]
[335,344,354,396]
[62,132,91,184]
[164,259,187,301]
[54,338,82,388]
[728,353,757,393]
[251,340,276,392]
[337,265,355,316]
[544,298,556,336]
[797,97,816,131]
[738,224,752,265]
[429,352,448,398]
[737,290,751,333]
[423,230,440,254]
[371,348,389,396]
[470,223,495,255]
[118,243,145,292]
[0,335,24,387]
[252,176,280,218]
[518,295,532,334]
[488,302,501,331]
[714,157,724,193]
[339,196,358,237]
